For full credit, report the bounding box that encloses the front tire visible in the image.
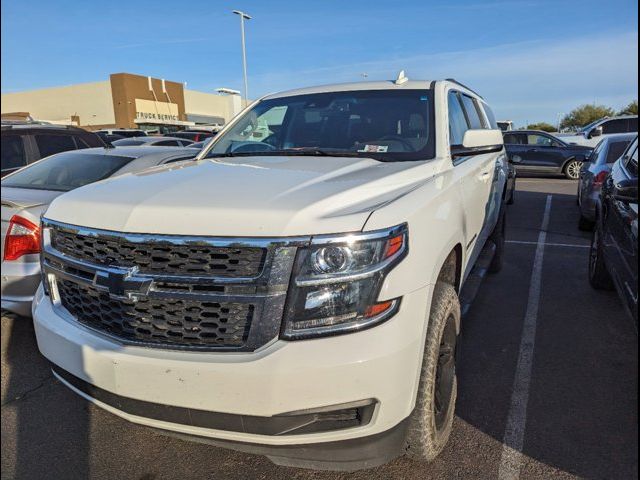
[564,159,582,180]
[405,282,460,463]
[489,205,507,273]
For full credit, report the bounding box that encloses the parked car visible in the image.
[503,129,593,179]
[111,136,194,147]
[95,128,148,138]
[497,120,513,132]
[170,130,216,142]
[561,115,638,147]
[1,123,105,177]
[577,134,636,230]
[187,138,214,150]
[33,77,509,471]
[1,146,196,316]
[95,131,125,145]
[589,140,638,324]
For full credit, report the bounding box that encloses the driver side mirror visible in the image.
[589,126,603,139]
[612,178,638,203]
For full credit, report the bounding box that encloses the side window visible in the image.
[155,140,180,146]
[74,137,91,149]
[606,141,631,164]
[179,140,194,147]
[481,103,498,129]
[601,119,627,134]
[448,92,469,145]
[526,134,553,147]
[1,134,27,172]
[35,134,77,158]
[503,133,520,144]
[627,117,638,132]
[460,94,484,129]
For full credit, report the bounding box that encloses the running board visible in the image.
[459,240,496,317]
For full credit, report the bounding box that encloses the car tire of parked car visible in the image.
[588,226,614,290]
[405,282,460,463]
[564,159,582,180]
[489,206,507,273]
[578,214,594,231]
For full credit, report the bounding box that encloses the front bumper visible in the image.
[33,283,431,467]
[1,255,41,316]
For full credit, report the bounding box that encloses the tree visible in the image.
[560,104,615,130]
[526,122,557,132]
[618,100,638,116]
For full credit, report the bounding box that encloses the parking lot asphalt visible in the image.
[1,177,637,480]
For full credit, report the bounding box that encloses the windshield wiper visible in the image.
[276,148,363,157]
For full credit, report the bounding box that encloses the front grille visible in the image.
[43,220,301,352]
[51,227,266,277]
[58,280,253,348]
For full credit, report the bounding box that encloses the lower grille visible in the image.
[57,280,253,349]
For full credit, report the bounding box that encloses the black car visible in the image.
[1,123,106,177]
[503,130,593,179]
[95,131,125,145]
[589,137,638,324]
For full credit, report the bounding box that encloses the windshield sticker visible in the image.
[358,145,389,153]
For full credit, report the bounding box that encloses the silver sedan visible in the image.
[1,146,197,316]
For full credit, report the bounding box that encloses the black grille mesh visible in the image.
[51,228,266,277]
[57,280,253,348]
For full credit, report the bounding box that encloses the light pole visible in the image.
[232,10,251,107]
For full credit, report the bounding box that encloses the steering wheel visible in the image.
[378,135,414,152]
[231,142,276,153]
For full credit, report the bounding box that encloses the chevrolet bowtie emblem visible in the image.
[93,266,152,301]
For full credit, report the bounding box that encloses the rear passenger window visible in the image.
[628,118,638,132]
[1,134,27,172]
[460,94,484,129]
[481,103,498,129]
[35,134,77,158]
[448,92,469,145]
[503,133,522,144]
[601,119,627,134]
[606,141,631,163]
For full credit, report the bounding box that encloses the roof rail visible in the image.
[445,78,484,100]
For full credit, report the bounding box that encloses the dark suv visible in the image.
[1,123,105,177]
[589,136,638,324]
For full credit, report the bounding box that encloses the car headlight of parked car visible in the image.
[282,224,408,339]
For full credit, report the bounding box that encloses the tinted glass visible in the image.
[460,94,484,129]
[112,139,146,146]
[209,90,434,161]
[1,135,27,171]
[503,133,525,145]
[601,119,627,134]
[606,141,632,163]
[1,152,133,192]
[154,140,180,146]
[448,92,469,145]
[628,118,638,132]
[35,134,77,158]
[481,103,498,129]
[527,134,554,146]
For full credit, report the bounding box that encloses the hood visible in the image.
[44,156,439,236]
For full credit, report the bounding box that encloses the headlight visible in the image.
[282,224,408,339]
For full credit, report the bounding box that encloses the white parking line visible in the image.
[507,240,589,248]
[498,194,552,480]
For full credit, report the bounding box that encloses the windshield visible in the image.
[207,90,435,161]
[1,152,134,192]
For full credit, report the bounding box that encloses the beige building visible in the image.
[1,72,243,132]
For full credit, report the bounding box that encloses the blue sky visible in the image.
[1,0,637,126]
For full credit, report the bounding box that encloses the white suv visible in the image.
[561,115,638,147]
[34,77,507,470]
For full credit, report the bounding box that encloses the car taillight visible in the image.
[593,171,608,186]
[3,215,41,261]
